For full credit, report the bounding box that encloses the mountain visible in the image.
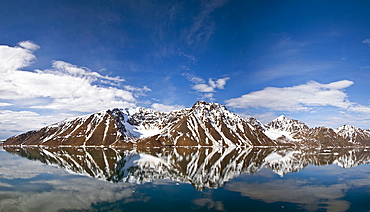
[3,106,190,147]
[264,115,310,141]
[140,101,278,147]
[264,116,370,147]
[335,125,370,145]
[4,101,285,147]
[3,101,370,147]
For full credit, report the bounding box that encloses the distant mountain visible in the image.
[335,125,370,145]
[264,115,310,142]
[3,101,370,147]
[264,115,370,146]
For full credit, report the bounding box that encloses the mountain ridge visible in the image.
[3,101,370,147]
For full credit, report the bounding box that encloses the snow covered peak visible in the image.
[335,124,360,132]
[267,115,309,133]
[275,115,288,121]
[191,101,227,112]
[335,124,370,144]
[263,116,310,142]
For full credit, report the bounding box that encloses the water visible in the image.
[1,146,370,211]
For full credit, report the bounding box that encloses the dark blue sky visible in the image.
[1,0,370,139]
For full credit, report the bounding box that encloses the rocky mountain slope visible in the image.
[140,101,278,147]
[3,101,370,147]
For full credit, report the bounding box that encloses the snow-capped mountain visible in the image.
[3,106,189,146]
[267,115,309,133]
[263,116,370,147]
[264,115,310,142]
[3,101,370,147]
[335,125,370,145]
[4,101,285,147]
[141,101,278,147]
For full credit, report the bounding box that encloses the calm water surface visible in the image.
[1,146,370,212]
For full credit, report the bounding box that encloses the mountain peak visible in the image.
[191,101,229,114]
[337,124,359,131]
[275,115,287,121]
[267,115,309,134]
[192,101,223,108]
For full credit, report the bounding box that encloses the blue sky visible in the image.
[1,0,370,139]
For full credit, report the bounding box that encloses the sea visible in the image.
[1,146,370,212]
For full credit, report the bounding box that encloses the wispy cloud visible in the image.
[255,61,336,82]
[272,36,307,57]
[48,61,125,82]
[185,74,205,84]
[362,39,370,46]
[177,51,198,64]
[184,0,228,46]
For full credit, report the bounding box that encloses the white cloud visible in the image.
[124,85,152,98]
[0,42,151,113]
[0,41,153,139]
[124,85,151,92]
[201,93,215,100]
[349,105,370,113]
[362,39,370,46]
[184,74,230,100]
[192,83,216,93]
[0,110,73,139]
[151,103,185,112]
[306,111,370,129]
[208,77,229,89]
[17,40,40,51]
[225,80,354,112]
[0,41,37,74]
[0,103,12,107]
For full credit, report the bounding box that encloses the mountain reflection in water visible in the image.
[4,146,370,190]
